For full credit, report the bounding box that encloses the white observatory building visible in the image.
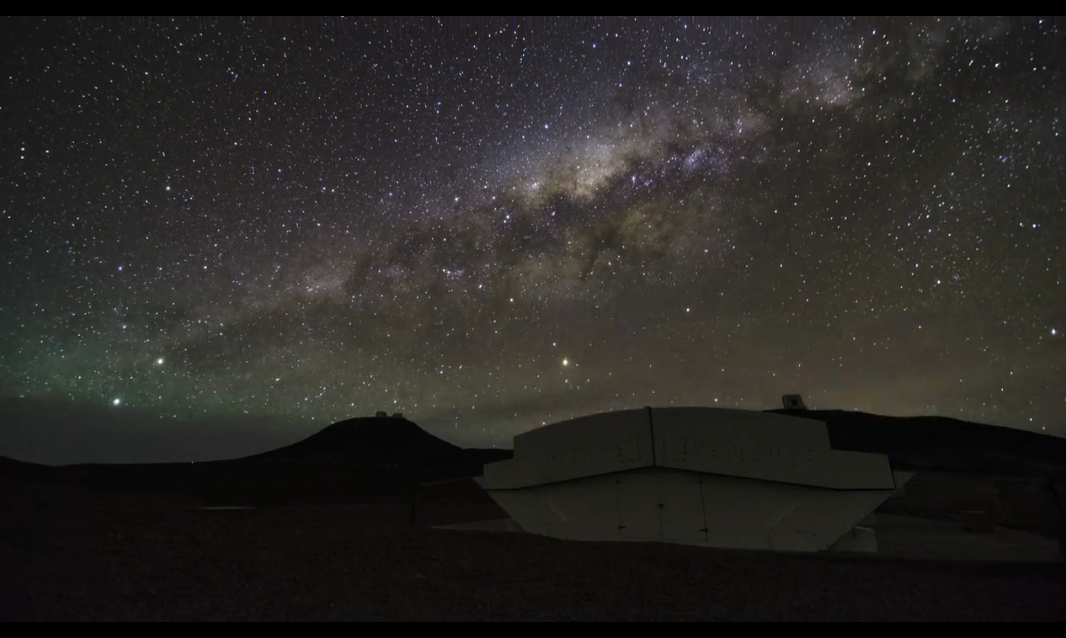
[476,407,912,553]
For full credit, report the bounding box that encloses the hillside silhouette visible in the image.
[771,409,1066,478]
[233,415,462,466]
[0,414,508,506]
[2,410,1065,506]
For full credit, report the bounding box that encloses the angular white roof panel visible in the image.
[482,408,653,489]
[481,407,896,491]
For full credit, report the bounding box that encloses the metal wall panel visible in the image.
[482,469,910,553]
[480,459,529,490]
[483,408,654,490]
[479,407,908,553]
[700,473,810,550]
[478,474,623,541]
[769,471,915,551]
[653,407,895,490]
[616,471,663,540]
[656,407,831,448]
[484,407,896,490]
[538,475,622,541]
[658,471,709,542]
[484,487,555,538]
[513,408,650,459]
[811,450,895,490]
[769,490,888,552]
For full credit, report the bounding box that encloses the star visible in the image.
[0,16,1061,462]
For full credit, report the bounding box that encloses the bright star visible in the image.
[112,398,121,406]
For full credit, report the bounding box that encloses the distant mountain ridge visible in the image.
[0,414,511,505]
[232,415,463,465]
[769,409,1066,477]
[2,410,1065,506]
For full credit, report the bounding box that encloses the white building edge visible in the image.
[476,407,913,553]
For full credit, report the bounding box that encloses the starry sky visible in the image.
[1,16,1063,463]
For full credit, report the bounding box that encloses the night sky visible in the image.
[1,16,1063,463]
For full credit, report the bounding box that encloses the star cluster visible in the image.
[1,16,1062,455]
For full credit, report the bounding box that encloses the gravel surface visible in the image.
[2,482,1065,622]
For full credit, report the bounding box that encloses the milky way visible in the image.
[1,16,1063,460]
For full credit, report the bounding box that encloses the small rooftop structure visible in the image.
[782,394,807,410]
[375,411,388,418]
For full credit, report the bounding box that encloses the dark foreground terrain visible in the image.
[2,480,1065,622]
[3,411,1066,621]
